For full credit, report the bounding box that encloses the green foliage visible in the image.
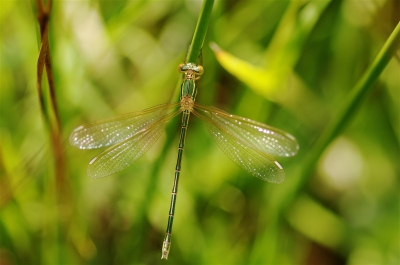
[1,1,399,264]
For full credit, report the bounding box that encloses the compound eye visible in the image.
[178,63,185,73]
[196,65,204,75]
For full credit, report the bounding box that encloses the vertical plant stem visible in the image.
[36,0,66,192]
[35,0,70,264]
[132,0,214,260]
[187,0,214,63]
[172,0,214,102]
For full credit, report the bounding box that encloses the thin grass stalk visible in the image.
[36,0,66,193]
[35,0,71,264]
[187,0,214,63]
[171,0,214,102]
[132,0,214,259]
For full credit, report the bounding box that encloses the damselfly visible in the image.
[70,63,299,259]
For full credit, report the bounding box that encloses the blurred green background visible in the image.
[1,0,399,264]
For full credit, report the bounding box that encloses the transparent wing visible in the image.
[194,104,298,157]
[87,109,181,178]
[192,104,298,183]
[70,103,180,149]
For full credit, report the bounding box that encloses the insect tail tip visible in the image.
[161,234,171,260]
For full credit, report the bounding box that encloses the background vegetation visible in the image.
[1,0,399,264]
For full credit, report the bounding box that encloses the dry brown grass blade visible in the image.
[35,0,68,196]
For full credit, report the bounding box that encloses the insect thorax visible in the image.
[178,63,203,112]
[180,95,194,112]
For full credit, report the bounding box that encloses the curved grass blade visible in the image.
[192,105,294,183]
[87,109,182,178]
[70,103,180,150]
[194,104,299,157]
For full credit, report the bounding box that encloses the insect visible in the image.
[70,62,299,259]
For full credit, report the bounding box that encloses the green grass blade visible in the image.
[294,21,400,198]
[250,21,400,265]
[132,1,214,258]
[186,0,214,64]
